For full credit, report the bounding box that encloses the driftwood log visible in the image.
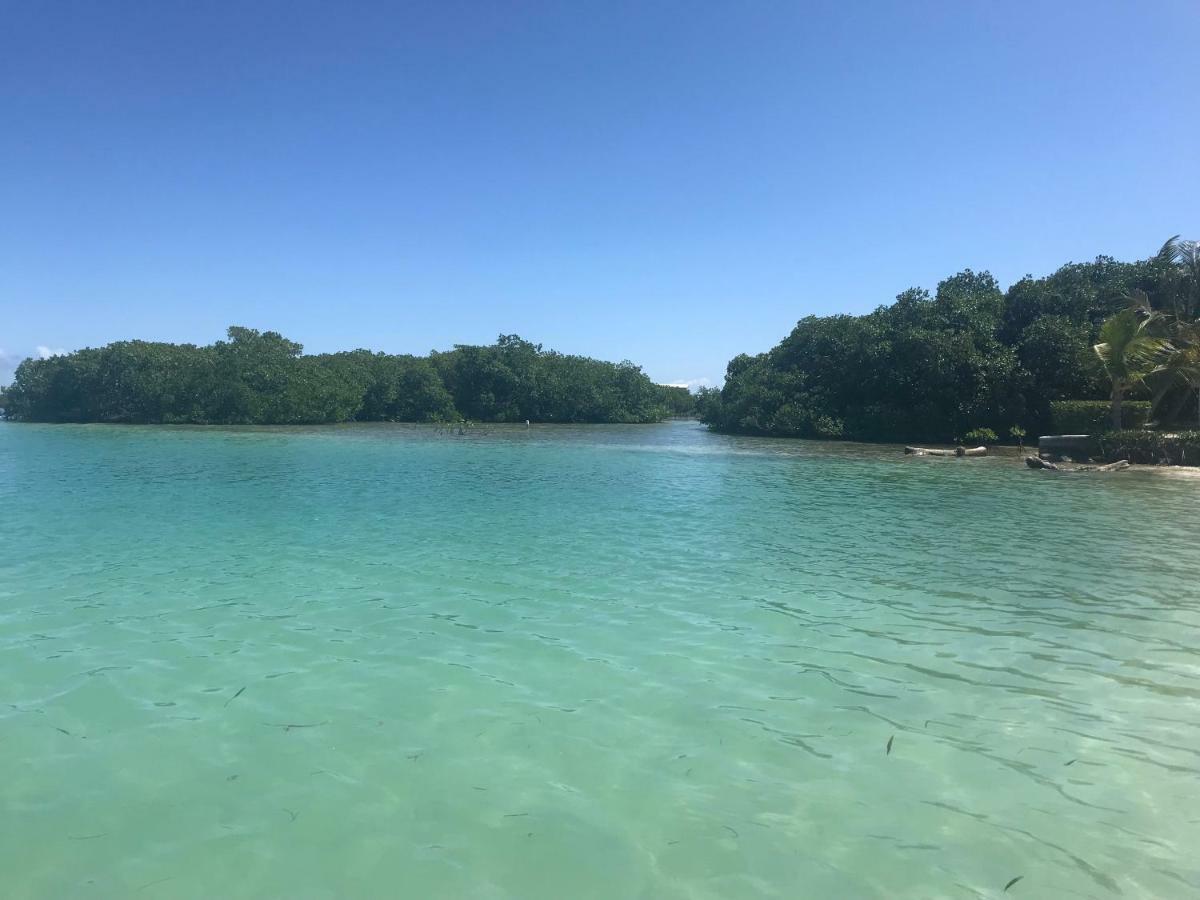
[905,445,987,457]
[1026,456,1129,473]
[1080,459,1130,472]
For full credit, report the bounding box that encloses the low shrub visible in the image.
[1050,400,1150,434]
[1096,430,1200,466]
[963,427,998,444]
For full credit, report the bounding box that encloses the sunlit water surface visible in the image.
[2,421,1199,899]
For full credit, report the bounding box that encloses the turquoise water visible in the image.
[2,421,1199,899]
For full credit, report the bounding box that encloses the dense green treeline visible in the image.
[1,329,682,425]
[698,237,1200,442]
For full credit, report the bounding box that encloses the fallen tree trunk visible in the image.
[905,445,987,457]
[1025,456,1059,470]
[1079,459,1130,472]
[1026,456,1130,473]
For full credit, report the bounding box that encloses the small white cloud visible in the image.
[1,346,73,385]
[664,377,715,391]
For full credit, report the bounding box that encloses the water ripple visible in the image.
[1,421,1198,898]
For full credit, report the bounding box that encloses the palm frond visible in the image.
[1180,240,1200,278]
[1156,235,1182,265]
[1127,288,1152,312]
[1094,308,1175,382]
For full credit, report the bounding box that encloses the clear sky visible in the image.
[2,1,1198,388]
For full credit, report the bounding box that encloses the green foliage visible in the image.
[998,256,1147,344]
[1096,430,1200,466]
[703,272,1032,442]
[963,427,997,444]
[1008,425,1026,441]
[1015,315,1106,419]
[2,328,670,425]
[1152,320,1200,426]
[1092,299,1175,428]
[702,240,1195,444]
[658,385,696,416]
[1152,236,1200,323]
[1050,400,1150,434]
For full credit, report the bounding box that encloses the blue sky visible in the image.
[2,1,1198,388]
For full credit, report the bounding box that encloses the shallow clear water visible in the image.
[2,420,1199,899]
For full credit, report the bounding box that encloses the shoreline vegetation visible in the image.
[4,236,1197,467]
[0,331,693,426]
[695,235,1200,465]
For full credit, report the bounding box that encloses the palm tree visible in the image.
[1154,321,1200,426]
[1155,235,1200,323]
[1147,236,1200,426]
[1093,294,1174,430]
